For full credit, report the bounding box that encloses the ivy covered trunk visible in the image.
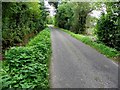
[78,14,87,34]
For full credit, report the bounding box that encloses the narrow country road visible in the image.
[50,26,118,88]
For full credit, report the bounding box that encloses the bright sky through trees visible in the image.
[44,0,107,18]
[90,4,107,18]
[44,0,56,16]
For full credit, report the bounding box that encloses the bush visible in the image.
[1,28,51,89]
[2,2,47,49]
[47,16,54,24]
[96,12,120,51]
[55,3,73,30]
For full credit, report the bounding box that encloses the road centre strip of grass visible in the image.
[1,28,51,89]
[62,29,120,62]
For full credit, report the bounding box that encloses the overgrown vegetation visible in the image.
[96,2,120,51]
[63,29,120,62]
[1,1,119,89]
[55,1,119,52]
[47,16,54,25]
[55,3,73,30]
[2,2,48,49]
[54,2,99,34]
[1,28,51,89]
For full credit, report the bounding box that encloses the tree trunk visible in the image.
[78,13,87,34]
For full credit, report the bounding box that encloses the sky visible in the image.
[90,11,101,18]
[90,4,107,18]
[44,0,56,17]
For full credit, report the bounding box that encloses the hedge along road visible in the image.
[50,26,118,88]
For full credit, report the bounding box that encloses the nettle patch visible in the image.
[1,28,51,89]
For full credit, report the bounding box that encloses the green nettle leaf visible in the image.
[20,83,31,88]
[14,84,19,88]
[1,28,51,89]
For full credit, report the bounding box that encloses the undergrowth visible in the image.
[1,28,51,89]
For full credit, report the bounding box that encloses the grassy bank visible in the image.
[1,28,51,89]
[62,29,120,62]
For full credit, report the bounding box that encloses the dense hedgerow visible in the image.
[1,28,51,89]
[95,2,120,51]
[96,12,120,51]
[2,2,47,49]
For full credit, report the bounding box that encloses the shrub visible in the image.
[96,12,120,51]
[2,2,47,49]
[1,28,51,89]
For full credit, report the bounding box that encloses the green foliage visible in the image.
[55,2,96,34]
[63,29,120,59]
[47,16,54,24]
[1,28,51,89]
[55,3,73,30]
[2,2,48,49]
[55,1,120,52]
[96,2,120,51]
[71,2,93,34]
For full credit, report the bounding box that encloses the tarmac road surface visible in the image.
[50,26,118,88]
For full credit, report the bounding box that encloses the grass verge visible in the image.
[1,28,51,89]
[62,29,120,62]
